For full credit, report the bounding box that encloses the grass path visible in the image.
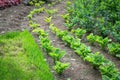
[0,30,54,80]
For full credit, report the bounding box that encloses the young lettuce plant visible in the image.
[40,36,53,53]
[45,9,58,16]
[29,22,40,29]
[96,37,111,50]
[49,23,60,34]
[49,48,66,63]
[99,61,120,80]
[108,43,120,58]
[64,22,75,31]
[71,28,86,38]
[56,30,68,38]
[44,16,52,24]
[62,35,74,46]
[75,44,91,58]
[84,52,106,68]
[70,38,81,50]
[54,61,70,75]
[61,13,70,22]
[32,28,48,37]
[27,14,33,20]
[87,33,96,45]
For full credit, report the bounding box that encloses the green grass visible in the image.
[0,30,54,80]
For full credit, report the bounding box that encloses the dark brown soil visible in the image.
[0,4,33,34]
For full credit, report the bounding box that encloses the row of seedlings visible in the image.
[27,2,70,75]
[49,24,120,80]
[70,28,120,59]
[87,33,120,59]
[33,28,70,75]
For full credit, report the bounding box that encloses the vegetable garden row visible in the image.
[26,0,120,80]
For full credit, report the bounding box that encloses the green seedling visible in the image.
[45,9,58,16]
[44,16,52,24]
[32,28,48,37]
[72,28,86,38]
[54,61,70,75]
[108,43,120,58]
[87,33,96,45]
[29,22,40,28]
[49,48,66,63]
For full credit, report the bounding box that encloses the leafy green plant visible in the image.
[44,16,52,24]
[62,35,74,46]
[64,22,75,31]
[96,37,111,50]
[49,23,60,33]
[54,61,70,75]
[27,14,33,20]
[61,13,70,22]
[56,30,68,38]
[66,1,72,6]
[108,43,120,58]
[84,52,105,67]
[75,44,91,58]
[87,33,96,45]
[29,0,45,6]
[70,38,81,50]
[29,22,40,28]
[49,48,65,63]
[45,9,58,16]
[32,28,48,37]
[99,62,119,80]
[71,28,86,38]
[40,36,53,53]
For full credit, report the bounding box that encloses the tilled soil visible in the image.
[0,4,33,34]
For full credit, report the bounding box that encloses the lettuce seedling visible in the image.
[72,28,86,38]
[45,9,58,16]
[54,61,70,75]
[40,36,53,53]
[87,33,96,45]
[61,13,70,22]
[56,30,68,38]
[49,23,60,34]
[70,38,81,50]
[27,14,33,20]
[108,43,120,58]
[44,16,52,24]
[32,28,48,37]
[99,61,119,80]
[84,52,105,67]
[75,44,91,58]
[29,22,40,29]
[62,35,74,46]
[49,48,65,63]
[96,37,111,50]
